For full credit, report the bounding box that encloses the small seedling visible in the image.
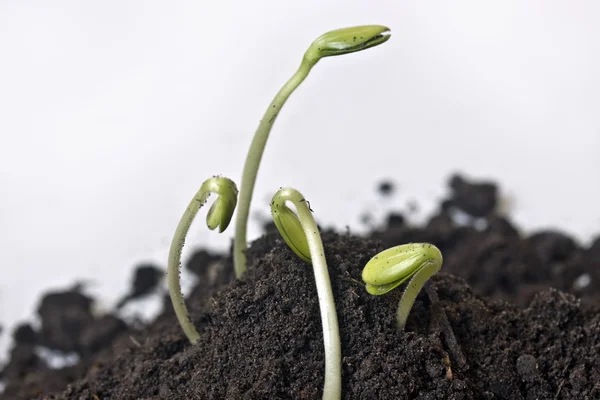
[167,176,238,344]
[233,25,392,278]
[271,187,341,400]
[362,243,442,330]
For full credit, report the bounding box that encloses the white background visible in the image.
[1,1,599,363]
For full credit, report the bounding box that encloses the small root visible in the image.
[425,282,468,371]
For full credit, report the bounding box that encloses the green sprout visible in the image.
[167,176,238,344]
[271,187,341,400]
[233,25,392,279]
[362,243,443,330]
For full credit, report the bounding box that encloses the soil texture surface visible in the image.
[1,174,599,400]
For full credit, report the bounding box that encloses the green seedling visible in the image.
[167,176,238,344]
[362,243,443,330]
[271,188,341,400]
[233,25,392,278]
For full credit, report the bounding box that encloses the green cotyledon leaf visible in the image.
[362,243,442,295]
[271,202,311,263]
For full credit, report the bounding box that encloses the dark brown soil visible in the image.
[116,264,164,310]
[2,174,599,399]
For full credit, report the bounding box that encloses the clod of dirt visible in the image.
[406,200,419,214]
[525,231,577,264]
[13,324,37,345]
[79,315,127,355]
[37,288,94,353]
[447,173,498,217]
[180,249,235,315]
[589,235,600,256]
[116,264,164,309]
[185,249,222,278]
[385,212,405,228]
[516,354,540,383]
[377,180,395,196]
[0,344,47,383]
[262,220,278,235]
[1,356,81,400]
[486,215,520,237]
[359,211,374,226]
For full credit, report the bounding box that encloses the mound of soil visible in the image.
[1,174,599,399]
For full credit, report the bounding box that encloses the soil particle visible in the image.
[447,173,498,217]
[13,324,37,346]
[37,288,94,353]
[486,215,520,237]
[525,231,578,264]
[183,249,235,308]
[116,264,164,309]
[359,211,373,226]
[1,344,46,383]
[185,250,223,278]
[78,315,127,355]
[516,354,540,382]
[261,220,278,235]
[385,213,405,228]
[377,180,395,197]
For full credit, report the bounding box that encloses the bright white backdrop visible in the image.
[1,1,599,363]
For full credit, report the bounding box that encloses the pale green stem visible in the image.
[297,205,341,400]
[168,181,219,344]
[233,26,390,278]
[273,189,341,400]
[396,261,439,330]
[233,58,315,279]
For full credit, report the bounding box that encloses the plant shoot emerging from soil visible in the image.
[168,176,238,344]
[362,243,443,330]
[233,25,392,279]
[271,187,341,400]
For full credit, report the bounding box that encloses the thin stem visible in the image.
[168,178,237,345]
[272,188,341,400]
[396,261,439,330]
[233,59,313,278]
[167,189,210,344]
[296,204,341,400]
[233,25,391,278]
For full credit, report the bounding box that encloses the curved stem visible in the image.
[396,261,439,330]
[168,178,233,344]
[273,189,341,400]
[233,59,314,279]
[233,26,391,278]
